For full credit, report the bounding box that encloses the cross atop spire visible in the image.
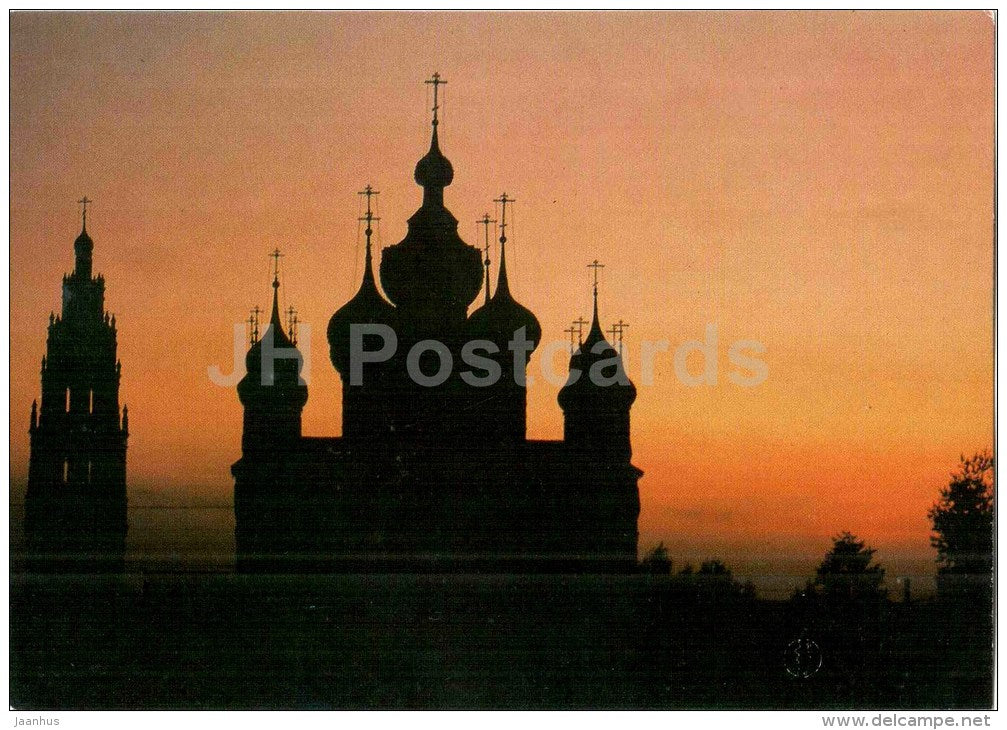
[358,185,381,250]
[270,248,283,289]
[494,193,514,245]
[358,185,380,228]
[77,196,91,229]
[425,72,447,126]
[572,316,589,344]
[586,259,606,338]
[478,213,496,305]
[588,259,605,292]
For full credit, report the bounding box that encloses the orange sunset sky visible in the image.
[9,11,994,592]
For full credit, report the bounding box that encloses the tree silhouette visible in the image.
[929,451,993,599]
[812,532,886,603]
[640,542,672,574]
[698,559,730,576]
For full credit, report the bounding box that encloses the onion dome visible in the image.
[239,273,307,408]
[74,222,93,257]
[557,289,636,413]
[414,126,454,193]
[328,203,396,376]
[73,206,94,278]
[379,76,483,329]
[466,227,541,352]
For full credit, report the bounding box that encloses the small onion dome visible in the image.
[238,285,307,408]
[414,127,454,190]
[327,245,396,376]
[557,300,636,413]
[466,242,541,352]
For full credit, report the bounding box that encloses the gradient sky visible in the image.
[9,11,994,590]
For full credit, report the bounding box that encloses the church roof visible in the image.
[557,287,636,412]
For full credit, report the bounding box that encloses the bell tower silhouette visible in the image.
[25,199,129,573]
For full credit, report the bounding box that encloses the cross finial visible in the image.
[478,213,496,305]
[286,305,299,345]
[588,259,605,291]
[425,72,447,126]
[358,185,380,226]
[563,325,579,354]
[358,185,381,250]
[609,319,629,355]
[493,193,515,244]
[250,306,262,344]
[572,316,589,344]
[78,196,91,228]
[269,248,283,288]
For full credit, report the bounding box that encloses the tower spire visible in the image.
[269,248,284,328]
[587,259,605,326]
[358,185,381,285]
[493,193,515,296]
[478,213,496,305]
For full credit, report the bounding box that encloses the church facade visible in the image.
[25,206,129,573]
[233,78,641,573]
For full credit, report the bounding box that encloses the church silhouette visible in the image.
[233,75,643,573]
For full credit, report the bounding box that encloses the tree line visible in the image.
[639,449,994,604]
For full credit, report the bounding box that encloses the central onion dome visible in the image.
[414,128,454,190]
[328,220,396,377]
[379,120,484,330]
[467,234,541,353]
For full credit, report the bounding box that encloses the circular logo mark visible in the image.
[785,635,823,678]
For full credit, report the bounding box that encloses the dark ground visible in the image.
[9,573,994,710]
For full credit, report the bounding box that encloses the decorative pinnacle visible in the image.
[286,305,299,346]
[563,325,579,354]
[608,320,629,354]
[478,213,496,305]
[249,306,262,344]
[425,72,447,127]
[77,196,91,229]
